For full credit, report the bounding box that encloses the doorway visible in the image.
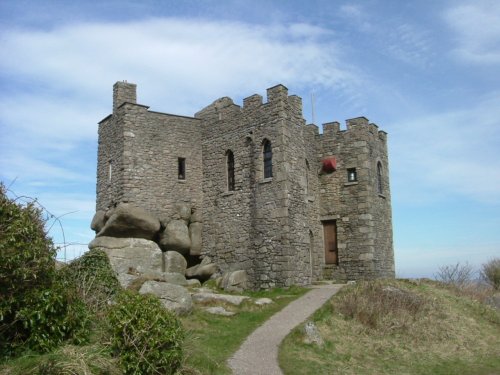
[323,220,338,265]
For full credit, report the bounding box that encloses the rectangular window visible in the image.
[347,168,357,182]
[178,158,186,180]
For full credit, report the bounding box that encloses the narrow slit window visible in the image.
[108,160,113,183]
[305,159,310,195]
[347,168,357,182]
[263,139,273,178]
[226,150,235,191]
[178,158,186,180]
[377,162,383,194]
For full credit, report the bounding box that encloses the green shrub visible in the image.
[0,185,56,307]
[0,184,89,357]
[16,284,90,353]
[59,249,121,313]
[480,258,500,291]
[108,291,184,375]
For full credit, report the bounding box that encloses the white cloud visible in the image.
[390,92,500,204]
[445,0,500,64]
[338,4,373,32]
[386,23,432,67]
[0,18,354,109]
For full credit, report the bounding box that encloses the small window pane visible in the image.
[347,168,357,182]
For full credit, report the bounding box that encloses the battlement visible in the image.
[321,117,388,142]
[266,84,288,103]
[113,81,136,113]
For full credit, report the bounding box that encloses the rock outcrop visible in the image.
[186,257,218,282]
[220,270,249,292]
[97,203,161,240]
[159,219,191,254]
[139,281,193,315]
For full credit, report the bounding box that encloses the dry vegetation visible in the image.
[280,279,500,375]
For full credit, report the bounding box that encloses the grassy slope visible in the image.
[180,286,308,375]
[279,280,500,375]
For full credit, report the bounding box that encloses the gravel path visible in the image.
[228,283,343,375]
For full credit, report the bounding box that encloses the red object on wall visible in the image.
[322,157,337,173]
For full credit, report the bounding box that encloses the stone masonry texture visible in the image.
[95,81,395,289]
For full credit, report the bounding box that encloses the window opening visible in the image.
[377,162,383,194]
[305,159,310,195]
[226,150,235,191]
[347,168,357,182]
[263,139,273,178]
[178,158,186,180]
[108,160,113,183]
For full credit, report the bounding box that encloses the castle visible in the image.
[95,81,395,289]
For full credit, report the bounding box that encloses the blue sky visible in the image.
[0,0,499,278]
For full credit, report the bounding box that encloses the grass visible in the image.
[279,279,500,375]
[0,282,307,375]
[0,344,119,375]
[180,285,308,374]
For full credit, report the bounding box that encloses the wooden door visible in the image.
[323,221,338,265]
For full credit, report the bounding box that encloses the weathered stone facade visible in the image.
[95,81,395,289]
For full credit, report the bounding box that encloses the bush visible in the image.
[59,249,121,314]
[333,281,430,332]
[480,258,500,291]
[0,184,89,357]
[15,284,89,353]
[435,262,475,287]
[0,184,56,306]
[107,291,184,375]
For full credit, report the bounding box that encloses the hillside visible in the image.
[279,279,500,375]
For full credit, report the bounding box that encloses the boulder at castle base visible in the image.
[221,270,249,292]
[185,262,218,282]
[90,210,106,233]
[139,281,192,315]
[189,222,202,256]
[89,236,163,288]
[159,219,191,254]
[176,202,191,224]
[164,251,188,275]
[97,203,160,240]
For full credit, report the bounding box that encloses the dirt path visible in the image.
[228,283,343,375]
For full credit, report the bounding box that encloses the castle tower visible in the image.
[319,117,395,281]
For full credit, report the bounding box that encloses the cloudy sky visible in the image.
[1,0,499,277]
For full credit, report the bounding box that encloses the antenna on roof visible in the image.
[311,91,316,125]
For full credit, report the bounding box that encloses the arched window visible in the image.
[377,161,383,194]
[263,139,273,178]
[226,150,235,191]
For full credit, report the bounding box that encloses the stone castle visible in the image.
[95,81,395,289]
